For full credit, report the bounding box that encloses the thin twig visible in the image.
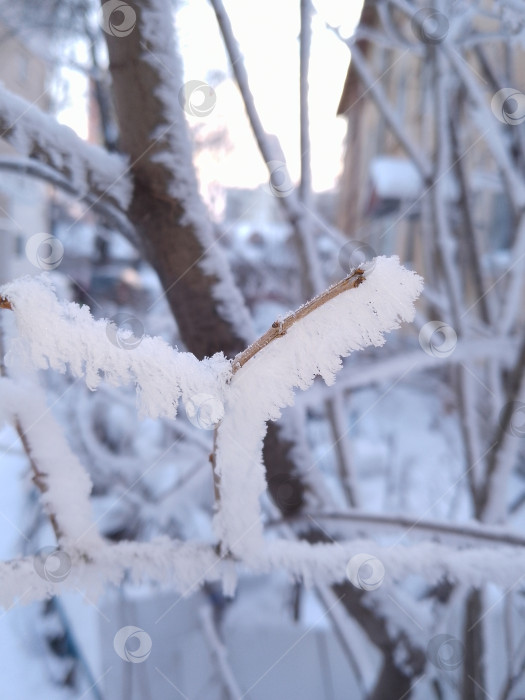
[268,510,525,549]
[232,268,365,373]
[0,313,61,540]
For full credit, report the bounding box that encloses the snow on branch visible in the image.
[0,275,231,421]
[3,257,525,601]
[0,539,223,609]
[0,83,132,209]
[0,156,136,243]
[0,375,99,547]
[261,538,525,591]
[214,257,423,556]
[3,533,525,609]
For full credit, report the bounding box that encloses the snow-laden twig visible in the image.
[482,336,525,523]
[0,275,231,421]
[214,257,423,556]
[0,257,430,604]
[0,375,100,547]
[314,585,368,695]
[0,83,132,209]
[334,31,432,182]
[260,538,525,591]
[299,0,313,205]
[199,604,244,699]
[0,539,224,609]
[325,391,360,507]
[0,156,136,244]
[443,46,525,211]
[272,510,525,549]
[5,529,525,609]
[498,216,525,335]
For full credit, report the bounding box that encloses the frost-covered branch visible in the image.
[482,335,525,523]
[232,267,365,372]
[0,83,132,209]
[214,257,423,556]
[199,604,244,698]
[0,539,223,608]
[325,391,360,507]
[0,156,136,243]
[336,32,432,182]
[277,510,525,549]
[299,0,313,205]
[0,275,230,421]
[0,375,100,548]
[443,46,525,212]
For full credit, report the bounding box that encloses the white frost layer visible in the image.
[0,83,132,208]
[2,535,525,609]
[214,257,424,555]
[0,539,223,609]
[0,376,99,547]
[0,275,231,420]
